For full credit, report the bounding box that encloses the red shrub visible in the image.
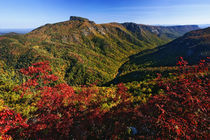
[16,62,106,139]
[135,58,209,139]
[8,58,209,139]
[0,108,28,139]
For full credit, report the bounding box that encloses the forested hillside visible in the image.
[0,16,209,139]
[0,16,199,85]
[115,27,210,83]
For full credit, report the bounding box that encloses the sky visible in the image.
[0,0,210,29]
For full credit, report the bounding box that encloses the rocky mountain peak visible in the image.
[69,16,95,24]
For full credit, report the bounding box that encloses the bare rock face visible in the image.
[70,16,89,21]
[69,16,95,24]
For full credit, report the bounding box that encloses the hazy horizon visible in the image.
[0,0,210,29]
[0,23,209,35]
[0,22,209,30]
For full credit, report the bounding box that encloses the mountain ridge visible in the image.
[118,27,210,78]
[0,16,201,85]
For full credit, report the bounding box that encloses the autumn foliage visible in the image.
[0,58,209,139]
[134,57,209,139]
[0,107,28,139]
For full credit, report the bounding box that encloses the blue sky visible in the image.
[0,0,210,28]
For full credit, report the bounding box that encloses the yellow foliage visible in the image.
[0,100,5,111]
[33,45,40,49]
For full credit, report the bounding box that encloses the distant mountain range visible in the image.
[198,24,210,29]
[0,16,206,85]
[122,23,199,40]
[0,28,33,35]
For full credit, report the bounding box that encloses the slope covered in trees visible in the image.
[0,16,199,85]
[0,17,209,139]
[0,57,208,139]
[116,27,210,83]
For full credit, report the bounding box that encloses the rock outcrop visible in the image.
[69,16,95,24]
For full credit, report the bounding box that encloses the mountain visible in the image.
[119,27,210,75]
[199,24,210,29]
[122,23,199,40]
[0,16,200,85]
[0,29,33,35]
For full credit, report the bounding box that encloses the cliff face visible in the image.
[70,16,89,21]
[122,22,200,40]
[69,16,96,24]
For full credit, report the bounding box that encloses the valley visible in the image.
[0,16,201,85]
[0,16,209,139]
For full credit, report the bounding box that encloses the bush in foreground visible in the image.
[0,58,209,139]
